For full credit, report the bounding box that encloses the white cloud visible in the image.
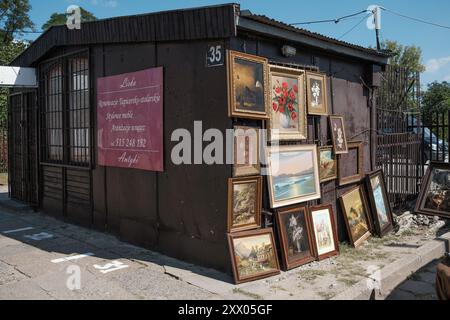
[425,57,450,73]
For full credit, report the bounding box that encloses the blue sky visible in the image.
[25,0,450,86]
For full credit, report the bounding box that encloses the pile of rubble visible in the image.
[394,211,448,235]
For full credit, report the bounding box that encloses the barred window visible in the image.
[40,51,91,167]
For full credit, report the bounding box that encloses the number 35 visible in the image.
[207,45,223,65]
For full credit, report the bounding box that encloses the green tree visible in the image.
[0,0,34,44]
[42,7,97,30]
[380,40,426,73]
[421,81,450,139]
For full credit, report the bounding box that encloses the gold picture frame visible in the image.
[268,65,307,141]
[306,71,328,116]
[227,50,269,119]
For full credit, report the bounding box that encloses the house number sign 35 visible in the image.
[206,43,224,67]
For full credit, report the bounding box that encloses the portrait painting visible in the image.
[366,170,394,237]
[318,146,337,183]
[340,186,372,247]
[275,205,315,270]
[227,50,268,119]
[338,141,364,186]
[329,115,348,154]
[306,72,328,115]
[266,144,321,208]
[227,176,262,233]
[309,205,339,260]
[415,162,450,218]
[227,228,280,284]
[268,66,307,141]
[233,126,260,177]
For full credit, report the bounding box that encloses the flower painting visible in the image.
[228,229,280,284]
[309,205,339,259]
[267,145,321,208]
[340,186,372,247]
[227,176,262,233]
[268,66,307,141]
[318,146,337,182]
[228,51,268,119]
[306,72,328,115]
[276,206,315,269]
[329,115,348,154]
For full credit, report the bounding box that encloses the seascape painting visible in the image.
[370,175,390,228]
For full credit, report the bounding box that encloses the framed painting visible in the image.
[329,115,348,154]
[415,161,450,218]
[268,65,307,141]
[227,50,269,119]
[318,146,337,183]
[309,204,339,260]
[365,170,394,237]
[227,176,262,233]
[233,126,260,177]
[339,185,372,248]
[266,144,321,208]
[227,228,280,284]
[275,205,316,270]
[306,71,328,116]
[338,141,364,186]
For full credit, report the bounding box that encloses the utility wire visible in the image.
[290,9,369,26]
[338,13,372,40]
[381,7,450,30]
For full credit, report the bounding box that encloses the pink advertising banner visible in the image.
[97,67,163,171]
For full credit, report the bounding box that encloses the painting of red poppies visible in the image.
[268,66,307,141]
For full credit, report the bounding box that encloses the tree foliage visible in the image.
[0,0,34,44]
[380,40,426,73]
[42,7,97,30]
[422,81,450,119]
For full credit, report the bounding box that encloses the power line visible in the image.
[290,9,369,26]
[381,7,450,30]
[338,13,371,40]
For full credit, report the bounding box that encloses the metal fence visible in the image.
[0,117,7,173]
[421,110,449,163]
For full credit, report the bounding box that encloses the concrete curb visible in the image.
[331,231,450,300]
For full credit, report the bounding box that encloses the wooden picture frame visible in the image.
[414,161,450,218]
[329,115,348,154]
[233,126,261,177]
[339,185,372,248]
[227,228,280,284]
[268,65,307,141]
[306,71,328,116]
[227,50,269,120]
[365,170,394,237]
[227,176,262,233]
[309,204,339,260]
[275,205,316,270]
[338,141,364,186]
[266,144,321,208]
[318,146,338,183]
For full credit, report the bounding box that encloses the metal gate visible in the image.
[376,65,423,208]
[421,110,449,163]
[8,92,39,205]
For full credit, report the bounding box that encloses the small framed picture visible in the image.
[306,71,328,116]
[414,161,450,218]
[268,65,307,141]
[227,228,280,284]
[365,170,394,237]
[227,176,262,233]
[339,185,372,248]
[233,126,260,177]
[338,141,364,186]
[227,50,269,119]
[275,205,316,270]
[329,115,348,154]
[318,146,338,183]
[309,204,339,260]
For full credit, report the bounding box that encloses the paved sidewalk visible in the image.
[387,260,439,300]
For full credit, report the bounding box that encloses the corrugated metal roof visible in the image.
[241,13,389,59]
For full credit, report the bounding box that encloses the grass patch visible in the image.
[337,277,359,286]
[232,288,263,300]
